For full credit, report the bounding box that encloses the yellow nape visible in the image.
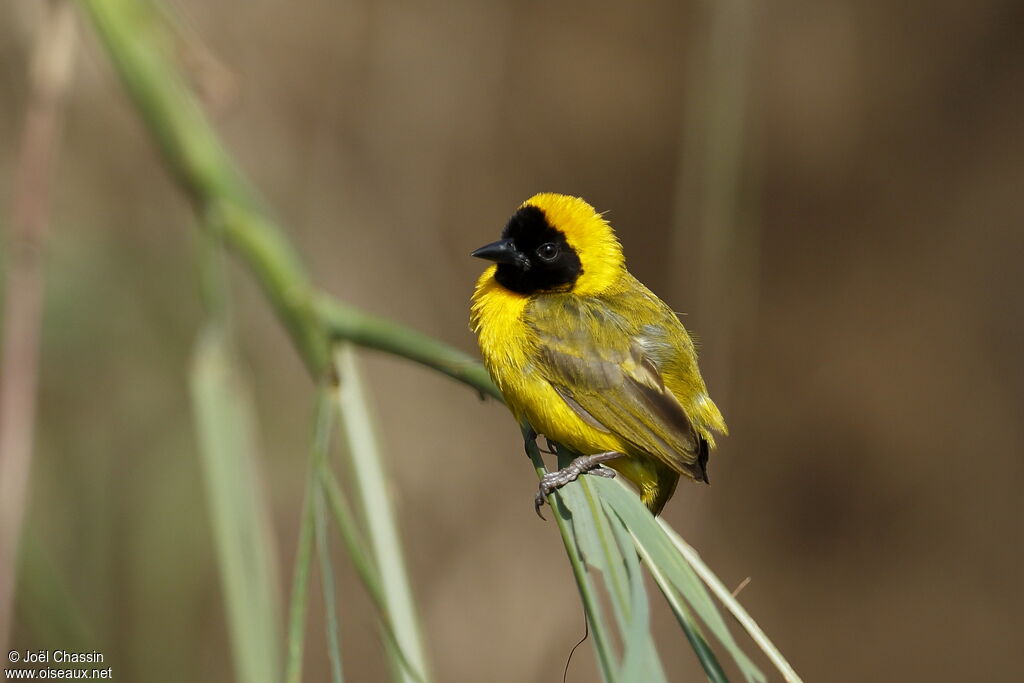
[522,193,625,296]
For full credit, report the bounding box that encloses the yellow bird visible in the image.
[470,193,727,516]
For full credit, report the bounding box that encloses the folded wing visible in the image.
[534,315,709,482]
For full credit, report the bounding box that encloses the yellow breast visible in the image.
[470,267,625,454]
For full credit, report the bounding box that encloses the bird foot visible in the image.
[534,451,622,519]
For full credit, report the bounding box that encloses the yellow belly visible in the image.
[471,268,626,455]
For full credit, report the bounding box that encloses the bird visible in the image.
[470,193,727,516]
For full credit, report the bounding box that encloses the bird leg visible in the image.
[522,427,539,457]
[535,451,622,518]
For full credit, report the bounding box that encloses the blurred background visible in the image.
[2,0,1022,680]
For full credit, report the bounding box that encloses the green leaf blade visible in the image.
[190,327,282,683]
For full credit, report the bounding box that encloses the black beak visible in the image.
[471,238,529,269]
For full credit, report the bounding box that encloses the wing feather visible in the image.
[531,297,708,480]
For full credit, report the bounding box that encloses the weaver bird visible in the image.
[470,193,727,516]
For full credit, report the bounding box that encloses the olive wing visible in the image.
[534,325,709,481]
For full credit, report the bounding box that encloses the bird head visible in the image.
[471,193,625,296]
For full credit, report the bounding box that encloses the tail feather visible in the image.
[643,436,710,514]
[642,465,680,516]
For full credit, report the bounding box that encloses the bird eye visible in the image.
[536,242,560,262]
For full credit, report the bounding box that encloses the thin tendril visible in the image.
[563,614,590,683]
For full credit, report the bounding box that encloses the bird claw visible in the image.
[532,453,621,520]
[534,491,547,520]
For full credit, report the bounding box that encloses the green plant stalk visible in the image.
[549,503,617,683]
[192,225,281,683]
[581,482,631,619]
[316,296,499,400]
[315,487,345,683]
[320,471,424,683]
[191,206,285,683]
[522,431,617,681]
[606,507,666,682]
[633,532,728,683]
[311,393,345,683]
[284,476,316,683]
[191,326,284,683]
[83,0,328,375]
[659,520,802,683]
[84,0,503,391]
[598,476,764,683]
[83,2,440,678]
[331,346,432,683]
[319,471,382,613]
[81,0,497,396]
